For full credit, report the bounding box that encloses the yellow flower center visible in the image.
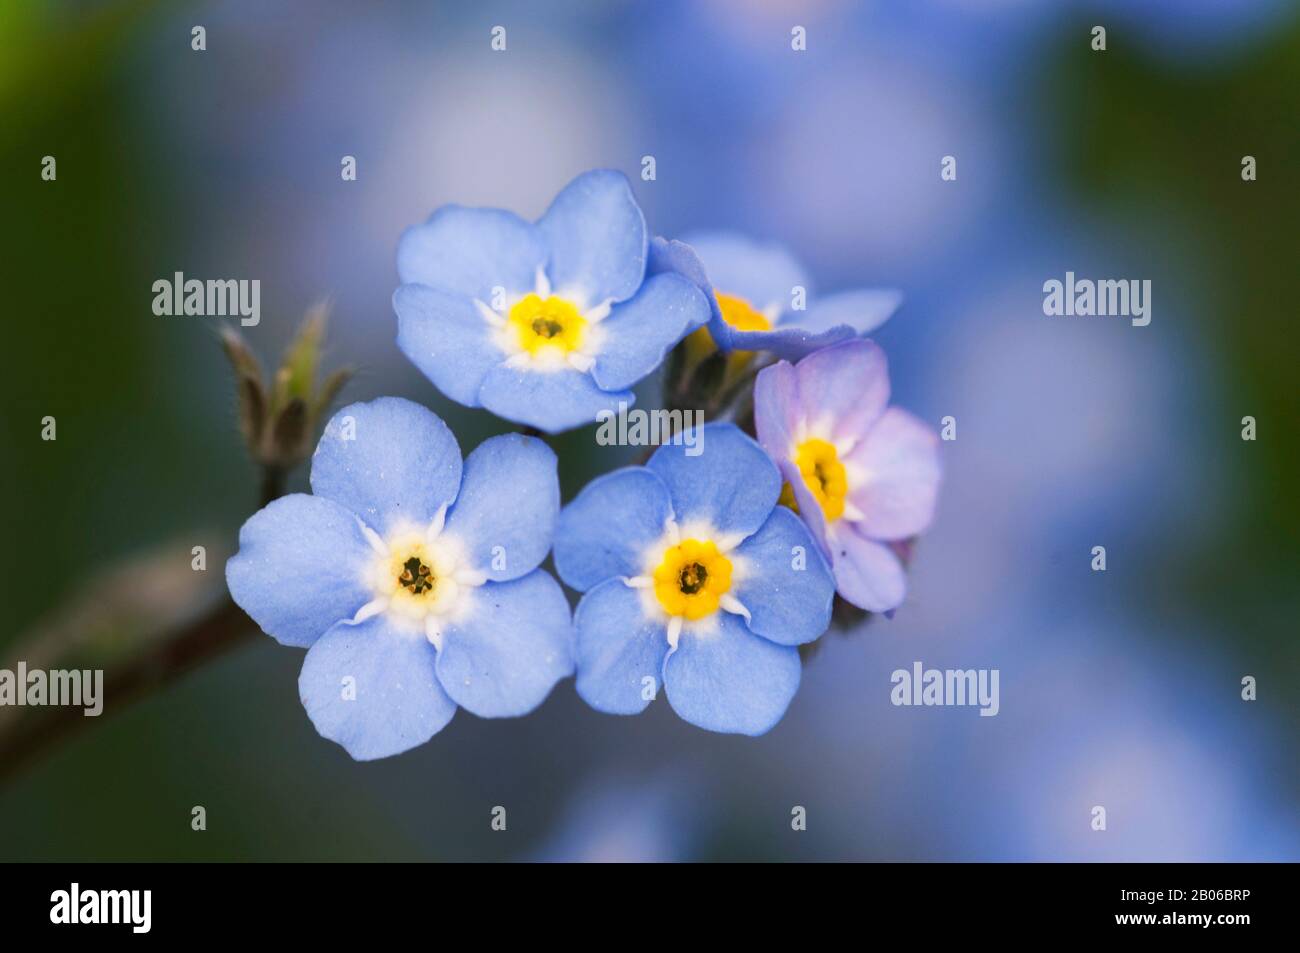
[794,438,848,521]
[652,538,733,620]
[685,291,773,364]
[509,293,587,356]
[715,291,772,332]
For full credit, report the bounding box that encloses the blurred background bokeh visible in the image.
[2,0,1297,861]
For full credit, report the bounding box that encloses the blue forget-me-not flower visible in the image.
[681,232,903,362]
[226,397,573,760]
[393,170,711,433]
[554,423,835,736]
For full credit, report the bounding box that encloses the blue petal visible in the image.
[477,363,633,434]
[663,611,801,736]
[591,273,711,392]
[711,289,903,361]
[394,284,505,408]
[681,232,810,311]
[681,231,809,352]
[298,614,457,761]
[791,288,902,335]
[646,236,723,327]
[678,236,893,361]
[573,577,670,715]
[646,423,779,540]
[310,397,462,536]
[443,434,558,582]
[436,571,574,718]
[226,494,374,648]
[731,506,834,646]
[720,324,858,362]
[396,205,546,302]
[538,170,647,307]
[554,467,674,592]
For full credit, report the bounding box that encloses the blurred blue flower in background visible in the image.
[526,770,706,863]
[227,397,573,760]
[393,170,710,433]
[555,423,834,735]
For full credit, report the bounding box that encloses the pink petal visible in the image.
[826,524,907,613]
[845,407,941,540]
[794,339,889,443]
[753,360,803,461]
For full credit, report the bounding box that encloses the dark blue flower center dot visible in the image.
[398,555,435,595]
[678,562,708,595]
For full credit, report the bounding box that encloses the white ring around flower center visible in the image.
[351,504,487,649]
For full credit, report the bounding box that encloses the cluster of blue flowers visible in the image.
[227,171,942,759]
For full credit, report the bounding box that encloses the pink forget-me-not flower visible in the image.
[754,339,942,614]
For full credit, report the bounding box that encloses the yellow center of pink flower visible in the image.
[793,438,848,521]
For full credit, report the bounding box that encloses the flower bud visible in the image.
[220,301,352,471]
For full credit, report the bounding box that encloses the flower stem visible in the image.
[0,465,288,789]
[0,599,255,788]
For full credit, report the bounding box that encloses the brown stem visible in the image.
[260,465,286,506]
[0,599,256,787]
[0,465,287,788]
